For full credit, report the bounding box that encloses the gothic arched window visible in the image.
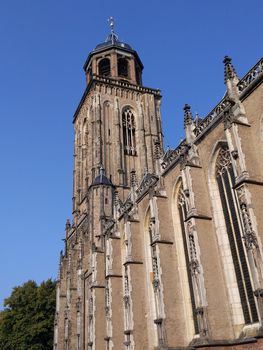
[122,108,136,155]
[216,146,258,324]
[98,58,111,77]
[118,58,129,78]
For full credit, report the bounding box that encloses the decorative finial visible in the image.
[106,17,118,44]
[130,169,138,188]
[113,190,120,207]
[183,104,193,128]
[154,139,162,160]
[223,55,237,83]
[99,165,105,177]
[194,112,201,126]
[108,17,115,34]
[65,218,71,231]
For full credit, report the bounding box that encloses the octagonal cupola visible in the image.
[83,18,143,86]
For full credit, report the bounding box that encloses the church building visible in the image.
[54,20,263,349]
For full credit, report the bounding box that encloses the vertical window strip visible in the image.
[217,174,251,324]
[225,170,258,322]
[216,146,259,324]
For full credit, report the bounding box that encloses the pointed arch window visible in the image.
[122,108,136,156]
[99,58,111,77]
[216,146,258,324]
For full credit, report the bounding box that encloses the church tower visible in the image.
[72,17,163,212]
[54,19,164,350]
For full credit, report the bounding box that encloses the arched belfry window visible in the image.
[118,58,129,78]
[122,108,136,155]
[98,58,111,77]
[216,146,258,324]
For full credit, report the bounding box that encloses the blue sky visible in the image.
[0,0,262,307]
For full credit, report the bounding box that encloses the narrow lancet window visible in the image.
[216,146,258,324]
[122,108,136,155]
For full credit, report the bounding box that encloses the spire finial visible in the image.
[108,17,115,34]
[107,17,118,44]
[223,55,237,83]
[99,165,105,176]
[183,104,193,128]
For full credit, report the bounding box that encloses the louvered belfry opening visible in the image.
[98,58,111,77]
[216,146,258,324]
[118,58,129,78]
[178,188,199,334]
[122,108,136,155]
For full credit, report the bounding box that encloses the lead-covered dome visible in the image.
[93,32,133,53]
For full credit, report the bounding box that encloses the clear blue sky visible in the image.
[0,0,262,307]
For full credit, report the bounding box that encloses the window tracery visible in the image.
[122,108,136,155]
[215,146,232,175]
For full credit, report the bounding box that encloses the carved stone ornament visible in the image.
[231,149,239,159]
[223,109,235,129]
[193,98,232,138]
[236,186,258,250]
[130,169,138,188]
[161,141,188,170]
[154,139,162,160]
[88,297,93,316]
[136,172,159,200]
[118,196,133,218]
[123,295,130,308]
[152,278,160,290]
[102,217,116,235]
[179,153,188,170]
[76,298,81,312]
[237,57,263,94]
[189,258,200,276]
[149,217,160,242]
[187,220,199,273]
